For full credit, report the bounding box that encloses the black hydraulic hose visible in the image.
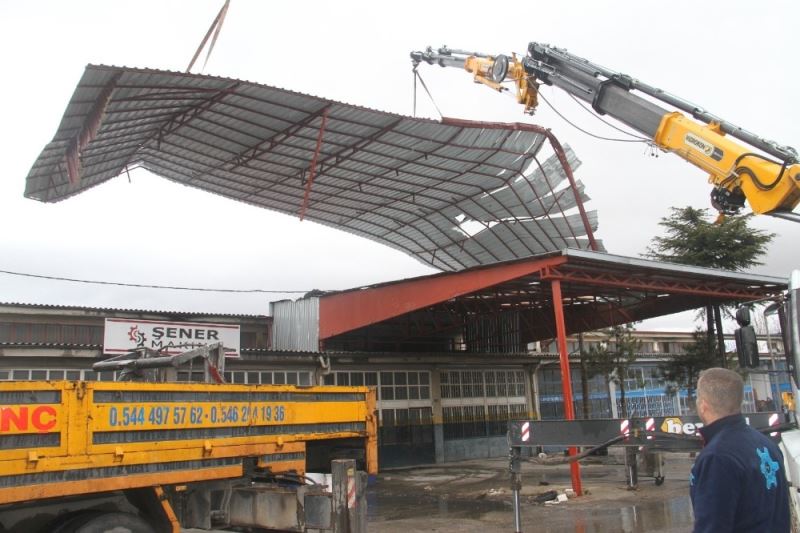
[733,152,789,191]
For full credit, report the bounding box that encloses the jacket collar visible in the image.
[698,413,746,444]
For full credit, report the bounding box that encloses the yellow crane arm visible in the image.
[411,45,800,222]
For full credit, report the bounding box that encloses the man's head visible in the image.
[696,367,744,425]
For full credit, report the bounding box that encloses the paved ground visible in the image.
[368,453,695,532]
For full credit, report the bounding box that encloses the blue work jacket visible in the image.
[690,413,789,533]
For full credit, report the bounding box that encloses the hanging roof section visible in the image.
[25,65,602,271]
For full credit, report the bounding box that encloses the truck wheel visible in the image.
[52,512,155,533]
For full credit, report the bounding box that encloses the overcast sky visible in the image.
[1,0,797,331]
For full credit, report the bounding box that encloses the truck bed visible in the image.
[0,380,377,505]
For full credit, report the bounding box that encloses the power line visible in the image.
[0,269,310,294]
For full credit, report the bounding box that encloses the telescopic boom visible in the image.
[411,44,800,222]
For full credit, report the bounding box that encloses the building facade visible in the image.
[0,303,791,468]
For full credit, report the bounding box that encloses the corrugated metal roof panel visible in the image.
[25,65,604,271]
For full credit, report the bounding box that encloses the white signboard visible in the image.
[104,318,241,357]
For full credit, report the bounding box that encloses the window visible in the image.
[177,371,206,382]
[378,371,430,402]
[441,369,528,440]
[237,370,313,386]
[0,323,104,345]
[443,405,487,439]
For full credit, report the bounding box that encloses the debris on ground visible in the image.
[532,490,558,503]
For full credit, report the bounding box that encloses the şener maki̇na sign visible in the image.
[103,318,240,357]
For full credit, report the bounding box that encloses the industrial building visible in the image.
[1,250,789,469]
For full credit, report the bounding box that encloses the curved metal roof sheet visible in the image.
[25,65,603,271]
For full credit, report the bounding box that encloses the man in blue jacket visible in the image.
[690,367,789,532]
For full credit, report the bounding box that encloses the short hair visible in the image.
[697,367,744,416]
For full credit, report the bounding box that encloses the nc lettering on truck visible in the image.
[0,405,58,433]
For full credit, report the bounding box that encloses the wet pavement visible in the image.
[368,455,695,532]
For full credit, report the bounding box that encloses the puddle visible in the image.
[537,496,694,532]
[367,492,508,521]
[368,491,694,532]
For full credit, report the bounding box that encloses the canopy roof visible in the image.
[314,249,787,352]
[25,65,602,271]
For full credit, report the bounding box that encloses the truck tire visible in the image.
[52,512,155,533]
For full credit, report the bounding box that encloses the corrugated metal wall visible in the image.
[270,298,320,351]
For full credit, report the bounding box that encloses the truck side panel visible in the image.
[0,381,377,506]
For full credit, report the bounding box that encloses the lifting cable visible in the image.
[186,0,231,73]
[412,68,444,119]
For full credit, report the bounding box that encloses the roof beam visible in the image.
[318,255,567,339]
[539,265,778,300]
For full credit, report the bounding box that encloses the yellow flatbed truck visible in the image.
[0,379,377,532]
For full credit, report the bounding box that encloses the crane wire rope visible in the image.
[412,68,444,119]
[497,61,652,144]
[537,90,652,145]
[565,93,652,142]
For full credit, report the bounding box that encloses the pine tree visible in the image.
[645,207,774,367]
[646,207,774,270]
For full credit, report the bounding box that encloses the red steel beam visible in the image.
[551,279,582,496]
[319,255,567,340]
[299,109,330,221]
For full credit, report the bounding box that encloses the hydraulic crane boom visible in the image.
[411,44,800,222]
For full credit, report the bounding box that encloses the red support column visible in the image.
[551,279,583,496]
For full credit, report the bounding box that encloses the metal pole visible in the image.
[510,446,522,533]
[714,305,727,368]
[551,279,583,495]
[331,459,355,532]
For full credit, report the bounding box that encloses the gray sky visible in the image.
[1,0,798,331]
